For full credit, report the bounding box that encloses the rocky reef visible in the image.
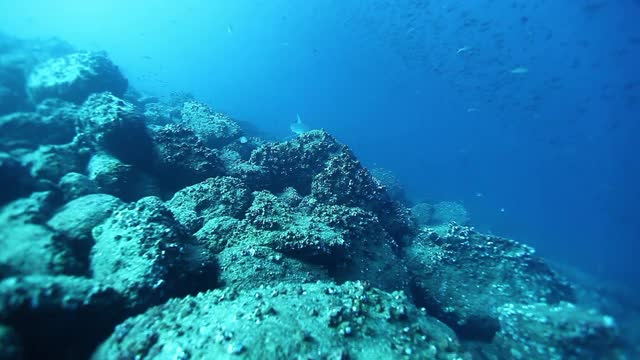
[0,34,635,359]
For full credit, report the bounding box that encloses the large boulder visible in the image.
[93,281,468,360]
[0,222,80,278]
[0,191,82,279]
[166,176,251,234]
[87,152,160,202]
[57,172,98,202]
[0,191,59,225]
[147,124,225,192]
[181,101,243,148]
[216,244,332,291]
[406,224,575,341]
[26,51,128,104]
[78,92,154,167]
[22,134,93,183]
[250,130,415,243]
[90,197,218,310]
[249,130,343,193]
[47,193,124,269]
[492,302,623,359]
[0,99,77,151]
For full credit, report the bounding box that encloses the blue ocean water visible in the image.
[0,0,637,289]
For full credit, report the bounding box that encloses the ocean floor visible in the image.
[0,34,638,359]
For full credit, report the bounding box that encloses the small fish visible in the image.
[510,66,529,74]
[456,46,472,54]
[475,192,484,197]
[467,107,479,113]
[239,136,248,144]
[227,25,234,34]
[500,208,505,213]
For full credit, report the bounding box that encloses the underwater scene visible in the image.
[0,0,638,359]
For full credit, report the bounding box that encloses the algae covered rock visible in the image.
[57,172,98,201]
[0,191,59,225]
[249,129,343,193]
[47,193,123,263]
[0,275,127,360]
[27,51,128,104]
[0,222,79,278]
[406,224,574,341]
[0,101,76,151]
[78,92,154,166]
[222,190,348,264]
[94,281,468,360]
[87,152,160,202]
[181,101,243,148]
[167,176,251,234]
[90,196,217,310]
[493,302,623,359]
[312,150,415,242]
[0,191,82,278]
[216,245,332,291]
[312,204,410,291]
[148,124,224,192]
[250,130,415,243]
[22,133,93,183]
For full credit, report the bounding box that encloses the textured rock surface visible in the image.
[57,172,98,201]
[0,101,76,151]
[492,302,623,359]
[87,152,160,202]
[0,222,79,278]
[94,281,469,360]
[167,176,251,234]
[48,194,122,239]
[181,101,243,148]
[0,33,633,360]
[78,92,153,166]
[0,191,59,225]
[148,124,224,192]
[216,245,332,291]
[90,197,217,310]
[47,194,124,270]
[22,134,93,182]
[27,52,127,104]
[250,130,415,243]
[406,224,574,341]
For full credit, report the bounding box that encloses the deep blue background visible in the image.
[1,0,638,285]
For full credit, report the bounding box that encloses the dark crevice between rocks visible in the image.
[409,279,500,343]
